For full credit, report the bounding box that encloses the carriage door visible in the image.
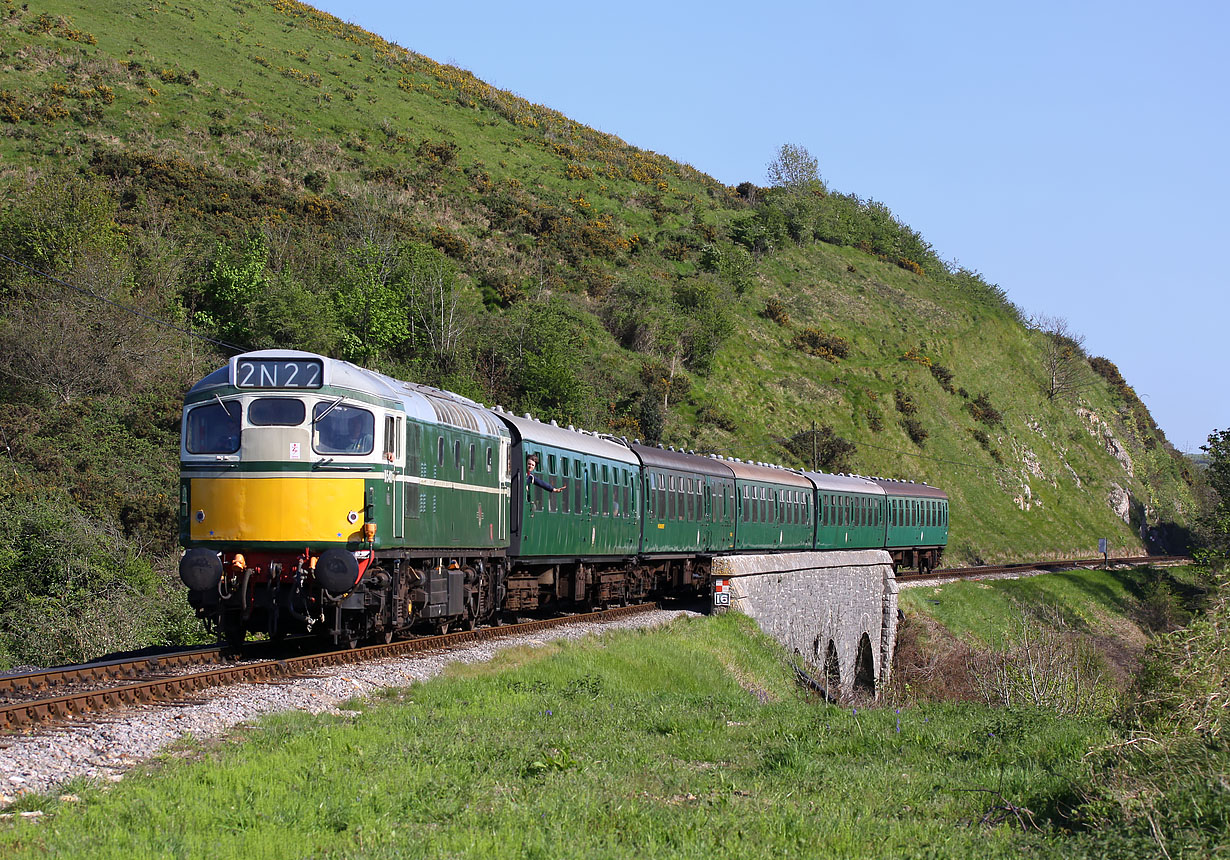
[386,415,405,540]
[498,437,510,542]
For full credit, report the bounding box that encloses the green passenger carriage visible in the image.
[874,478,949,574]
[805,472,887,551]
[727,460,815,552]
[494,411,641,609]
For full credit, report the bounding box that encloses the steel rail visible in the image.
[897,554,1192,583]
[0,603,658,732]
[0,646,230,697]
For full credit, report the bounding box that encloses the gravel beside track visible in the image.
[0,608,695,804]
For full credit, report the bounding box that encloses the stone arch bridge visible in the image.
[712,550,899,699]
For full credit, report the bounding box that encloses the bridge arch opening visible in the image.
[854,632,876,696]
[823,640,840,699]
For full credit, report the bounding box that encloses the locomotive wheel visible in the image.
[918,557,932,576]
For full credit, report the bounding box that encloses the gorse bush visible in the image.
[782,425,855,472]
[966,392,1002,426]
[903,416,928,446]
[762,297,790,326]
[894,389,917,415]
[929,362,955,392]
[793,328,850,363]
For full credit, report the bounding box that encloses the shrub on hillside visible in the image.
[783,425,855,472]
[762,298,790,326]
[903,416,928,446]
[697,404,737,433]
[929,362,955,392]
[793,328,849,362]
[966,606,1116,717]
[1064,578,1230,855]
[970,427,1003,463]
[966,392,1002,426]
[894,389,917,415]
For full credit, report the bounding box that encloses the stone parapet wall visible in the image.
[713,550,897,698]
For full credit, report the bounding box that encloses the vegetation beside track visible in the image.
[0,609,1152,857]
[896,563,1228,858]
[1,565,1226,857]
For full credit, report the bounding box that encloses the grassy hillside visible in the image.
[0,0,1201,662]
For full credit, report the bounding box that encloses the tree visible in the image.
[783,425,855,472]
[1197,429,1230,566]
[1033,315,1092,401]
[766,143,824,193]
[402,243,480,370]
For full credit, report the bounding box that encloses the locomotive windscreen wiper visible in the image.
[213,393,235,416]
[314,396,345,422]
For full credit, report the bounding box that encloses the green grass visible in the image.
[899,565,1200,648]
[0,613,1109,859]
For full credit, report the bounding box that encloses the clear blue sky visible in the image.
[316,0,1227,453]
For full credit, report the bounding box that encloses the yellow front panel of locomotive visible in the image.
[189,476,365,544]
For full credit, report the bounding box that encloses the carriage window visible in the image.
[454,440,462,469]
[575,472,584,514]
[249,398,305,427]
[313,403,374,456]
[384,416,396,459]
[437,436,445,466]
[486,446,493,472]
[186,401,241,454]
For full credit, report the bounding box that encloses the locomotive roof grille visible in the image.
[424,394,485,432]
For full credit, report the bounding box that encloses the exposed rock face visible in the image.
[1065,463,1083,488]
[1078,408,1134,477]
[1015,482,1034,511]
[1108,482,1131,524]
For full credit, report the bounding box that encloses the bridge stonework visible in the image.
[713,550,899,699]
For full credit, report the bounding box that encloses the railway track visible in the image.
[0,603,657,733]
[896,553,1192,583]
